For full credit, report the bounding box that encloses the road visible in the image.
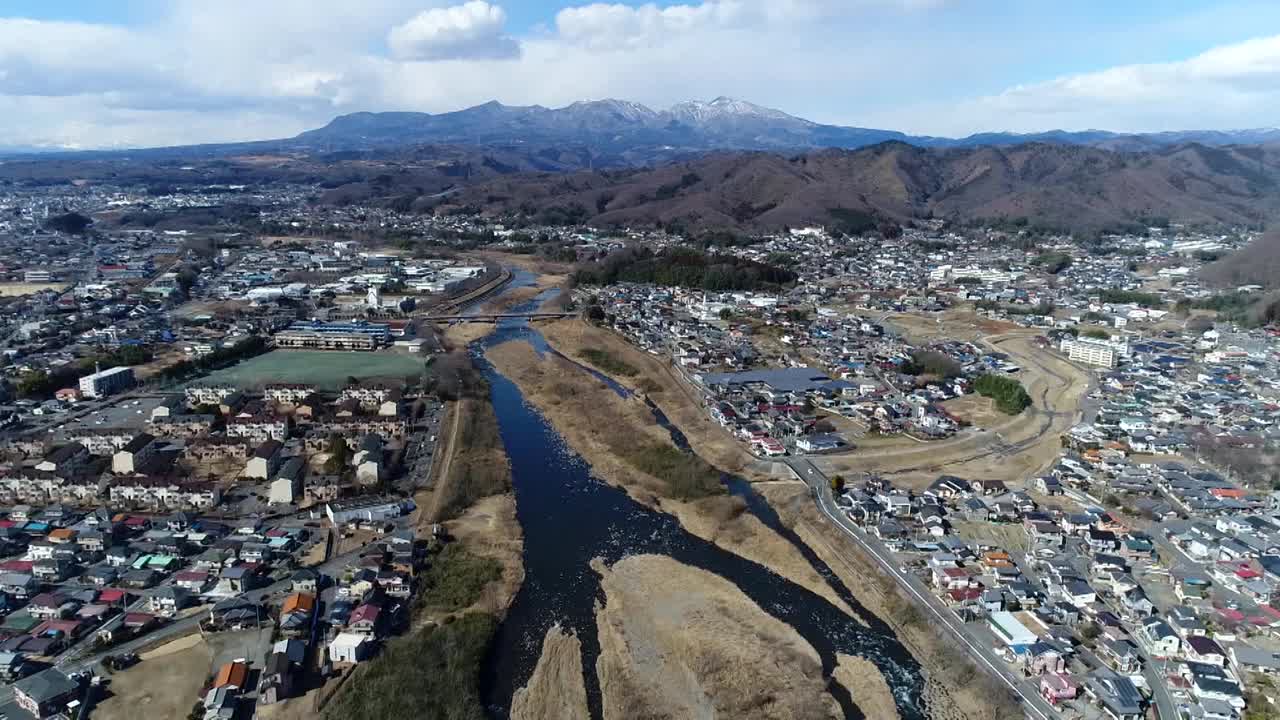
[784,456,1058,720]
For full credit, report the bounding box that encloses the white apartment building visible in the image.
[79,366,135,399]
[1061,336,1127,368]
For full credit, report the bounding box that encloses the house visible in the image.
[0,650,27,681]
[291,568,321,594]
[242,440,283,480]
[329,631,374,664]
[203,686,238,720]
[278,593,316,636]
[268,456,305,505]
[1039,673,1078,706]
[208,597,259,629]
[1185,635,1228,667]
[0,573,40,600]
[347,603,381,635]
[1231,645,1280,677]
[213,660,250,690]
[258,650,294,705]
[111,433,157,474]
[13,667,80,718]
[354,434,384,486]
[1137,618,1180,659]
[149,586,190,617]
[1084,671,1144,720]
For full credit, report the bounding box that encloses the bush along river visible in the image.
[476,297,928,720]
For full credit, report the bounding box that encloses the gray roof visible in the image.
[14,667,78,703]
[699,367,853,394]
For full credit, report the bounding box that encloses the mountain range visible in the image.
[4,96,1280,234]
[293,96,1280,158]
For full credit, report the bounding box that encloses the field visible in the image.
[94,628,274,720]
[0,282,69,296]
[199,350,425,389]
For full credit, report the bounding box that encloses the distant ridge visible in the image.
[291,97,1280,156]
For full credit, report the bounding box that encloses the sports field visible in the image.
[200,350,425,390]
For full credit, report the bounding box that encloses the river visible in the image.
[469,281,929,720]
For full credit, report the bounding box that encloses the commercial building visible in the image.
[988,610,1038,654]
[78,366,136,399]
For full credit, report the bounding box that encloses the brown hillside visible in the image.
[440,142,1280,232]
[1203,231,1280,289]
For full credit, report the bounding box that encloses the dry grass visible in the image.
[539,317,783,481]
[484,338,853,612]
[511,624,589,720]
[444,494,524,619]
[593,554,841,720]
[428,393,510,523]
[94,634,213,720]
[941,395,1004,428]
[834,655,900,720]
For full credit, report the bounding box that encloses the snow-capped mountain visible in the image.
[668,96,807,125]
[291,96,1280,159]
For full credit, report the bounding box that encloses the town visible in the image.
[0,177,1274,720]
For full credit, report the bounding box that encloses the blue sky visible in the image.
[3,0,1280,148]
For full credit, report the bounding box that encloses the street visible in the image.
[785,456,1059,720]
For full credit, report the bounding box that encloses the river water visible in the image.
[469,282,928,720]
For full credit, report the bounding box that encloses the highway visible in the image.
[784,456,1059,720]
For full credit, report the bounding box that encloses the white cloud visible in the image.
[554,2,746,49]
[934,33,1280,134]
[388,1,519,61]
[5,0,1276,148]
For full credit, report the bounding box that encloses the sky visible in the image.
[5,0,1280,148]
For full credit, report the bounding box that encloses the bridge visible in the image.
[426,311,575,323]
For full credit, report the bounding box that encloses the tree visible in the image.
[973,374,1031,415]
[324,433,350,473]
[718,307,733,321]
[830,475,846,493]
[585,305,606,323]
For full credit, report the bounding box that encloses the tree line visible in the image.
[572,247,796,291]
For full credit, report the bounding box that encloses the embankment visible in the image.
[484,337,853,615]
[538,317,785,481]
[759,482,1022,720]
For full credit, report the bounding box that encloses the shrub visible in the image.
[624,442,723,500]
[416,544,502,614]
[325,613,496,720]
[578,348,639,377]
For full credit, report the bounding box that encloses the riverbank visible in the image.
[485,337,854,614]
[537,316,786,481]
[593,554,843,719]
[759,481,1022,720]
[438,271,568,348]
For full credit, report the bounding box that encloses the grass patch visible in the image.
[325,612,496,720]
[417,543,503,614]
[622,442,723,500]
[578,347,639,377]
